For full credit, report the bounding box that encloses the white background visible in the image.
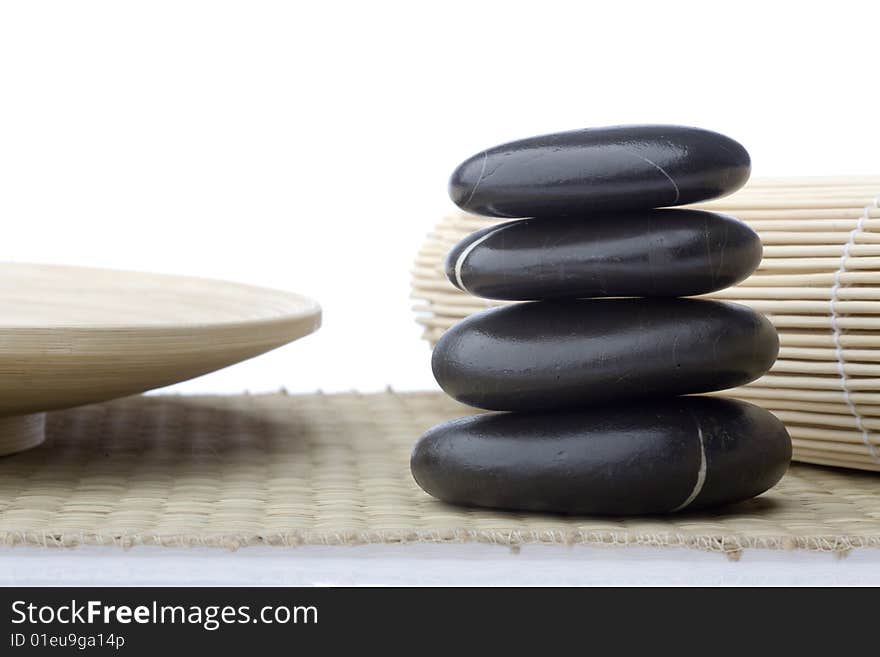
[2,0,878,395]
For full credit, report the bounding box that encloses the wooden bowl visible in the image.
[0,263,321,455]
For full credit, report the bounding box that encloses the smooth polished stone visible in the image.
[445,210,762,300]
[410,397,791,515]
[449,125,751,217]
[433,298,778,412]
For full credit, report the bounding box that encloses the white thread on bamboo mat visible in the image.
[830,197,880,462]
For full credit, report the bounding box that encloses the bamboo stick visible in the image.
[792,449,880,466]
[778,348,880,362]
[735,398,880,416]
[700,200,873,210]
[775,334,880,348]
[763,245,880,257]
[724,387,880,404]
[758,257,880,270]
[783,425,872,441]
[767,316,880,329]
[739,272,880,285]
[771,360,880,376]
[742,376,880,391]
[709,288,880,300]
[795,455,880,472]
[791,439,879,457]
[771,410,880,430]
[743,176,880,187]
[746,219,880,231]
[791,444,879,461]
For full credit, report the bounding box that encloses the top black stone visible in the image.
[448,125,751,218]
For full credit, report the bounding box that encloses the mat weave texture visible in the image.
[1,391,880,554]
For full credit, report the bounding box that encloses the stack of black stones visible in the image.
[411,125,792,515]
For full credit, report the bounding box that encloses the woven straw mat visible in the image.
[1,391,879,555]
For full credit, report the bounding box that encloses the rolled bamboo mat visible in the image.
[2,390,880,554]
[411,176,880,471]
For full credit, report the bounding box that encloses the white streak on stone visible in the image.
[461,150,489,207]
[672,421,707,512]
[623,148,680,205]
[453,223,514,295]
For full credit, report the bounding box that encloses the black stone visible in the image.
[411,397,791,515]
[445,210,762,300]
[449,125,751,217]
[433,298,778,412]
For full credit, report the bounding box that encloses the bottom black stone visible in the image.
[410,397,791,515]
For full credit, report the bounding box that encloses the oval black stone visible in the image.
[411,397,791,515]
[445,210,762,300]
[449,125,751,217]
[433,298,778,412]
